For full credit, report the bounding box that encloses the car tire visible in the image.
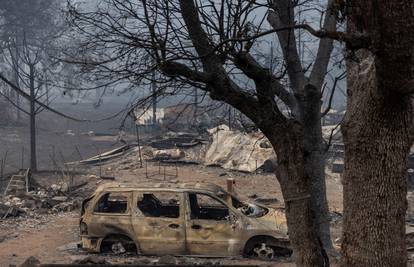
[244,236,292,261]
[101,235,137,254]
[250,242,276,261]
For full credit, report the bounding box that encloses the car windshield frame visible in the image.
[215,190,269,218]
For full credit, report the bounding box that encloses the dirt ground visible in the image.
[0,161,346,266]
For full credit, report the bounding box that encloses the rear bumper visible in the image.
[80,236,102,252]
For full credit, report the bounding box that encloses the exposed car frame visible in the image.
[79,182,291,260]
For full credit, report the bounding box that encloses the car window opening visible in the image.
[137,193,180,218]
[94,192,128,213]
[217,189,268,218]
[189,193,230,221]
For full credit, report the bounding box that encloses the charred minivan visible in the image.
[80,182,291,260]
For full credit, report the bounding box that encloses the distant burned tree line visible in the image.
[0,0,413,266]
[0,0,84,171]
[0,0,61,172]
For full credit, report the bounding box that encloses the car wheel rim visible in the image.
[111,242,126,254]
[253,243,274,260]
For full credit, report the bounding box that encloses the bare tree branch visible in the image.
[310,0,337,89]
[267,0,306,95]
[0,73,87,122]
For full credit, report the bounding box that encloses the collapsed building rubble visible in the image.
[74,124,348,175]
[0,183,81,219]
[0,170,97,219]
[205,125,276,173]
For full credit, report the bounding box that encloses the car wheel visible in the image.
[251,242,275,261]
[111,242,126,254]
[101,235,137,254]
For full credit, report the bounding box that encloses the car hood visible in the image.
[261,207,289,235]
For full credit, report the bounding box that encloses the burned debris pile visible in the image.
[0,173,93,219]
[205,125,276,173]
[0,184,78,219]
[72,123,347,176]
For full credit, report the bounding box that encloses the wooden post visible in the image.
[0,157,3,181]
[255,160,258,175]
[163,165,166,180]
[135,124,143,168]
[75,146,83,160]
[145,160,149,179]
[226,178,235,205]
[25,168,30,193]
[99,154,102,178]
[1,151,8,180]
[21,147,24,169]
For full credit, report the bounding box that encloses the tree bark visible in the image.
[29,64,37,172]
[263,121,328,266]
[302,85,332,252]
[342,50,413,266]
[341,1,414,264]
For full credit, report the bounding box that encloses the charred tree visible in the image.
[67,0,344,264]
[341,1,414,266]
[28,64,37,171]
[0,0,63,172]
[10,38,21,123]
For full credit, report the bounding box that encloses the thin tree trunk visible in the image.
[12,64,20,122]
[13,41,21,123]
[29,64,37,172]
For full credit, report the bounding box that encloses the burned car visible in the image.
[79,182,291,260]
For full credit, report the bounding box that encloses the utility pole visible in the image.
[135,124,143,168]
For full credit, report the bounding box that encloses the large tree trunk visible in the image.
[342,50,412,266]
[265,121,328,266]
[341,1,414,266]
[29,64,37,172]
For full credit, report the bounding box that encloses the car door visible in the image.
[86,191,135,246]
[185,192,244,256]
[131,190,186,255]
